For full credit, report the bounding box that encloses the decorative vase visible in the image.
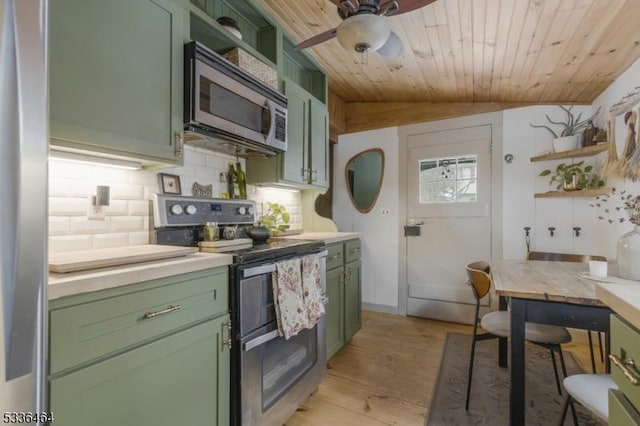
[617,225,640,280]
[552,135,579,153]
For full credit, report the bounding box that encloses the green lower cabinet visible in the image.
[325,266,345,359]
[344,260,362,343]
[324,240,362,359]
[50,315,230,426]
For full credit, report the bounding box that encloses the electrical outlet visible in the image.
[380,208,391,216]
[87,196,106,220]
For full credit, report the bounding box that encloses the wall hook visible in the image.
[504,153,514,164]
[548,227,556,237]
[523,226,531,237]
[573,226,581,237]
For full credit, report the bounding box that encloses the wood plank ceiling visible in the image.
[257,0,640,133]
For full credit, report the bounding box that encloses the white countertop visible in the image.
[596,280,640,330]
[276,232,361,244]
[48,252,233,300]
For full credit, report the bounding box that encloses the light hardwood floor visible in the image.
[285,310,601,426]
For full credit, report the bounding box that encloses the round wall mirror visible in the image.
[345,148,385,213]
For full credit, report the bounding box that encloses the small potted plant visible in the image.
[258,202,290,236]
[530,106,601,152]
[539,161,606,191]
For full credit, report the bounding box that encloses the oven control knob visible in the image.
[248,206,255,215]
[169,204,183,215]
[237,206,247,215]
[185,205,197,215]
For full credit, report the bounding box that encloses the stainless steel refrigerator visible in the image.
[0,0,49,421]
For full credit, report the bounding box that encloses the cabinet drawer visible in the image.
[50,268,228,375]
[344,239,361,263]
[326,243,344,270]
[610,315,640,411]
[610,389,640,425]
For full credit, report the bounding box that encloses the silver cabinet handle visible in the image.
[610,354,640,385]
[321,295,329,305]
[142,304,182,320]
[329,253,342,261]
[222,319,232,351]
[244,330,280,351]
[349,247,360,255]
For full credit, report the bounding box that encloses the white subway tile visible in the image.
[180,177,197,196]
[92,233,129,249]
[48,217,69,236]
[129,200,151,216]
[49,178,69,197]
[90,166,128,183]
[185,149,206,166]
[49,235,92,253]
[68,180,94,197]
[143,217,149,231]
[110,183,144,200]
[194,165,217,180]
[144,185,158,200]
[49,160,92,179]
[129,231,150,246]
[104,200,128,216]
[128,170,158,186]
[69,217,110,234]
[206,154,226,169]
[49,197,88,216]
[110,216,145,232]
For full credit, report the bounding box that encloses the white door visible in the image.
[406,125,493,324]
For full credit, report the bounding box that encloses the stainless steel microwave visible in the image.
[184,41,287,157]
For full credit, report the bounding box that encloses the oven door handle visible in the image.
[243,264,277,278]
[243,329,280,352]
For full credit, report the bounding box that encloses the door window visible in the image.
[419,155,477,204]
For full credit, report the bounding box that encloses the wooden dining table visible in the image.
[491,259,614,426]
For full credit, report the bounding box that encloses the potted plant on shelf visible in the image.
[539,161,606,191]
[530,106,601,153]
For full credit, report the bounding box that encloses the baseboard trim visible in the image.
[363,302,399,315]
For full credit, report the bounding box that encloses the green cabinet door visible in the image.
[50,0,184,164]
[282,79,309,184]
[344,259,362,343]
[50,315,230,426]
[309,95,329,188]
[325,266,345,359]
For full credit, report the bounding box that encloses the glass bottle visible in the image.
[236,160,247,199]
[226,163,240,199]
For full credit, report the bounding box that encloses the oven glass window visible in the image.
[199,76,265,133]
[261,327,317,411]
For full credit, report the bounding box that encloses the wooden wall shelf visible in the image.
[534,188,611,199]
[530,144,608,162]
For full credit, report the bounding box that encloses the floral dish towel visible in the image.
[272,258,309,339]
[301,254,325,327]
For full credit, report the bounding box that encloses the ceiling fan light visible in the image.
[336,14,391,53]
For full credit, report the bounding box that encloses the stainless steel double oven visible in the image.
[151,194,327,426]
[230,243,327,426]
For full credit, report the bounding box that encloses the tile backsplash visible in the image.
[49,145,302,252]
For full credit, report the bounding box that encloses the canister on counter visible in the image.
[204,222,218,241]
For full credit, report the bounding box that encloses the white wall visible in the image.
[333,127,400,310]
[333,56,640,312]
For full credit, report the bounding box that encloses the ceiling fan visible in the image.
[294,0,437,59]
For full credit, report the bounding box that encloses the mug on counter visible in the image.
[223,226,237,240]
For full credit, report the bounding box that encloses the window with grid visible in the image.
[419,155,478,204]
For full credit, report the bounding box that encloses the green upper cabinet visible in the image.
[246,78,329,189]
[49,0,184,165]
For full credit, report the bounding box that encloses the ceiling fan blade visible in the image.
[391,0,437,16]
[376,30,404,59]
[294,28,338,50]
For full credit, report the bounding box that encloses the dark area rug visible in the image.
[426,333,606,425]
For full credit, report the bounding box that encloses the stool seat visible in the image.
[563,374,617,421]
[480,311,572,344]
